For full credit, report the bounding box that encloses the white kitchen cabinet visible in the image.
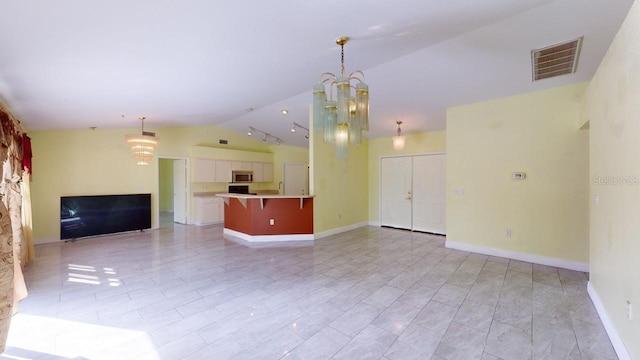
[194,196,224,225]
[250,162,274,182]
[231,161,252,171]
[215,160,232,183]
[262,162,274,182]
[252,162,264,182]
[193,159,216,182]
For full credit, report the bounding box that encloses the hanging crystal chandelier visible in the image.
[125,116,159,165]
[313,36,369,158]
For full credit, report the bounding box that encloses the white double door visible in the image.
[380,154,446,234]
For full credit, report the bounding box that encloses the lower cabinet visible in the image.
[194,196,224,225]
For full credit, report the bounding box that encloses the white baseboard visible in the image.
[223,228,314,242]
[194,221,224,226]
[368,221,381,227]
[445,240,589,272]
[313,221,370,240]
[587,282,632,360]
[34,236,60,245]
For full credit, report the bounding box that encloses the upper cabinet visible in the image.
[262,162,274,182]
[193,159,216,182]
[231,161,252,171]
[215,160,232,183]
[191,146,275,183]
[252,162,274,182]
[252,162,264,182]
[193,159,273,183]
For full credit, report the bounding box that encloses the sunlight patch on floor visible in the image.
[5,314,159,360]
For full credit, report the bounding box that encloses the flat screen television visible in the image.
[60,193,151,240]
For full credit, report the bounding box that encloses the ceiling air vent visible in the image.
[531,37,583,81]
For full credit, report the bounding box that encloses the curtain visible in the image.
[6,163,28,311]
[0,200,13,353]
[21,171,34,263]
[0,104,29,352]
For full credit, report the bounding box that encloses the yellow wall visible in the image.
[30,128,156,243]
[367,131,446,222]
[272,144,310,192]
[446,83,589,265]
[30,124,307,243]
[310,128,369,233]
[158,159,174,211]
[582,1,640,356]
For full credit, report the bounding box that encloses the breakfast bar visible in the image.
[216,193,314,242]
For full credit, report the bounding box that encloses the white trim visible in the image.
[223,228,314,242]
[313,222,370,239]
[34,236,60,245]
[587,282,632,360]
[194,221,223,226]
[445,240,589,272]
[368,221,381,227]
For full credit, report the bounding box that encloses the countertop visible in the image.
[215,193,313,199]
[193,191,226,197]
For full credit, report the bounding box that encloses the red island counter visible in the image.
[215,194,314,242]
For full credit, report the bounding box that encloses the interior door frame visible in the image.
[156,156,191,226]
[378,152,446,230]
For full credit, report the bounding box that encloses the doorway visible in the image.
[158,157,189,227]
[379,153,446,234]
[282,163,308,196]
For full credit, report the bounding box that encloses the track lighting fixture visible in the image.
[246,126,283,145]
[291,122,310,140]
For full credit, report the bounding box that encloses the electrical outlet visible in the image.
[269,219,274,226]
[505,228,512,237]
[627,300,632,320]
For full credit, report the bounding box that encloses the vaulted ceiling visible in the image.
[0,0,633,147]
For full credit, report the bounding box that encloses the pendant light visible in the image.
[125,116,159,165]
[393,121,405,151]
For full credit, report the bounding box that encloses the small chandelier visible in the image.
[393,121,405,151]
[313,36,369,158]
[125,116,159,165]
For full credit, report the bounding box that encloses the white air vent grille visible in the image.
[531,37,583,81]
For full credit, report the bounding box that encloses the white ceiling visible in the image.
[0,0,633,147]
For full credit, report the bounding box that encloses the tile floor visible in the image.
[1,223,618,360]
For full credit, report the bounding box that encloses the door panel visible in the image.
[173,159,187,224]
[380,157,412,229]
[412,154,446,234]
[283,163,308,196]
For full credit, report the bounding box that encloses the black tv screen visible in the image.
[60,194,151,240]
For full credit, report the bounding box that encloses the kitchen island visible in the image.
[216,193,314,242]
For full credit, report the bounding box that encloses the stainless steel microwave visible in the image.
[232,170,253,183]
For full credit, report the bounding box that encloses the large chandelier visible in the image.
[313,36,369,158]
[125,116,159,165]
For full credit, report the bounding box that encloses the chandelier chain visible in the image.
[340,43,345,78]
